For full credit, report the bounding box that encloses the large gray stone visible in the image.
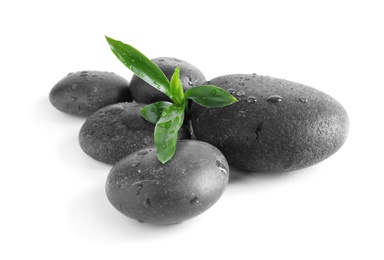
[189,74,349,173]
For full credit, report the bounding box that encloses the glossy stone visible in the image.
[79,102,191,165]
[189,74,349,173]
[105,140,229,224]
[49,71,131,116]
[130,57,206,104]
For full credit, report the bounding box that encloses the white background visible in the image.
[1,0,383,259]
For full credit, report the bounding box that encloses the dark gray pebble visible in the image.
[130,57,206,104]
[189,74,349,173]
[49,71,131,116]
[79,102,191,165]
[106,140,229,224]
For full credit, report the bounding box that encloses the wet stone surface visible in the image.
[79,102,191,165]
[49,71,131,116]
[105,140,229,225]
[190,74,349,173]
[130,57,206,104]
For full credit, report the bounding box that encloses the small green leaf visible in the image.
[105,36,170,96]
[169,67,185,106]
[154,104,185,164]
[141,101,173,124]
[185,85,238,107]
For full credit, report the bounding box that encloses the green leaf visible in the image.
[105,36,170,96]
[169,67,185,106]
[185,85,238,107]
[141,101,173,124]
[154,104,185,164]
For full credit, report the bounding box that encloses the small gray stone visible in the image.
[130,57,206,104]
[79,102,191,165]
[49,71,131,116]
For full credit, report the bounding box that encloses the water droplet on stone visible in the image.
[252,73,257,76]
[267,95,283,103]
[245,77,250,80]
[70,96,77,102]
[137,150,148,157]
[131,161,141,167]
[299,98,308,103]
[238,111,246,117]
[236,90,245,97]
[189,197,199,205]
[227,88,235,94]
[186,75,194,86]
[216,159,228,175]
[108,104,125,111]
[247,96,257,103]
[99,112,106,117]
[71,84,77,89]
[143,198,151,207]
